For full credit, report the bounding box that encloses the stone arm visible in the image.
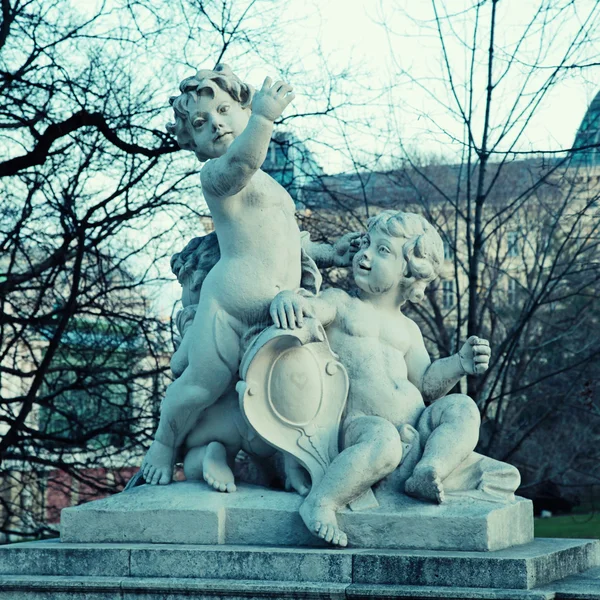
[405,320,491,403]
[301,232,362,269]
[270,288,343,330]
[201,78,294,199]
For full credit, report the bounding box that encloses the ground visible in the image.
[535,512,600,539]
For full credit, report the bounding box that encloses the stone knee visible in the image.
[365,420,403,479]
[165,367,230,414]
[163,380,212,414]
[441,394,481,428]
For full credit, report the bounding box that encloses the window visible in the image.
[443,240,454,261]
[442,280,455,308]
[507,231,519,257]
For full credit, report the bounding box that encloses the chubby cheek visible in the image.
[369,264,396,293]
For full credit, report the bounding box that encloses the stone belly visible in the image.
[346,376,425,428]
[202,257,302,324]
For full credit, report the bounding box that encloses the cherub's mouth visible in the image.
[214,132,233,142]
[359,264,371,272]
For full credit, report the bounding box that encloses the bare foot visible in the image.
[284,455,310,496]
[203,442,236,493]
[183,445,206,481]
[405,465,445,503]
[299,494,348,547]
[141,439,175,485]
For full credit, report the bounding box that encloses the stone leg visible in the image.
[299,415,403,547]
[442,452,521,502]
[182,389,244,492]
[405,394,480,503]
[141,300,242,485]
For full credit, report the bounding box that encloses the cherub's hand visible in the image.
[252,76,295,122]
[270,290,314,330]
[458,336,491,375]
[332,232,363,267]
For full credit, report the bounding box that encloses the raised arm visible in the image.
[406,324,490,403]
[202,77,294,199]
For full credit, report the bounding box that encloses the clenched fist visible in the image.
[458,336,491,375]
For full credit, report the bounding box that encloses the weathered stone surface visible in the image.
[2,574,598,600]
[540,565,600,599]
[346,583,556,599]
[352,538,600,589]
[1,537,598,596]
[60,481,533,551]
[0,540,130,577]
[128,546,352,582]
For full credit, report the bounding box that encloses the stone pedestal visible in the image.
[0,537,599,599]
[60,481,533,552]
[2,481,597,599]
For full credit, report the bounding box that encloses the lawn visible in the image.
[535,513,600,539]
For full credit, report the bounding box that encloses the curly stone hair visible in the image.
[366,211,444,303]
[170,231,220,293]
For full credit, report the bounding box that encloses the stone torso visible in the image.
[202,169,303,322]
[325,293,426,428]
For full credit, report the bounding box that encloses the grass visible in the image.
[535,513,600,539]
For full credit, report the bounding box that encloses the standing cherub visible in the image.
[141,65,359,486]
[270,211,492,546]
[139,65,304,485]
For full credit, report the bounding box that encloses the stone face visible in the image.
[60,481,533,552]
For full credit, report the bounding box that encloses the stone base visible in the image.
[60,481,533,552]
[0,538,599,599]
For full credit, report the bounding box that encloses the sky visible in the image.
[257,0,600,172]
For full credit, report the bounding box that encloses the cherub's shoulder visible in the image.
[200,159,217,185]
[401,314,425,340]
[200,158,238,198]
[319,287,351,305]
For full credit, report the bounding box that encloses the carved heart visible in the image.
[291,372,308,389]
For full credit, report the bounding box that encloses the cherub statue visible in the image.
[270,211,491,547]
[167,232,272,493]
[154,228,358,493]
[138,64,307,485]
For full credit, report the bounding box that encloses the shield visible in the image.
[237,319,348,490]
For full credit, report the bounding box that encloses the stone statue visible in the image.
[128,65,521,551]
[166,230,355,494]
[139,64,359,488]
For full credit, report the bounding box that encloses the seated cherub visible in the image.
[270,210,490,546]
